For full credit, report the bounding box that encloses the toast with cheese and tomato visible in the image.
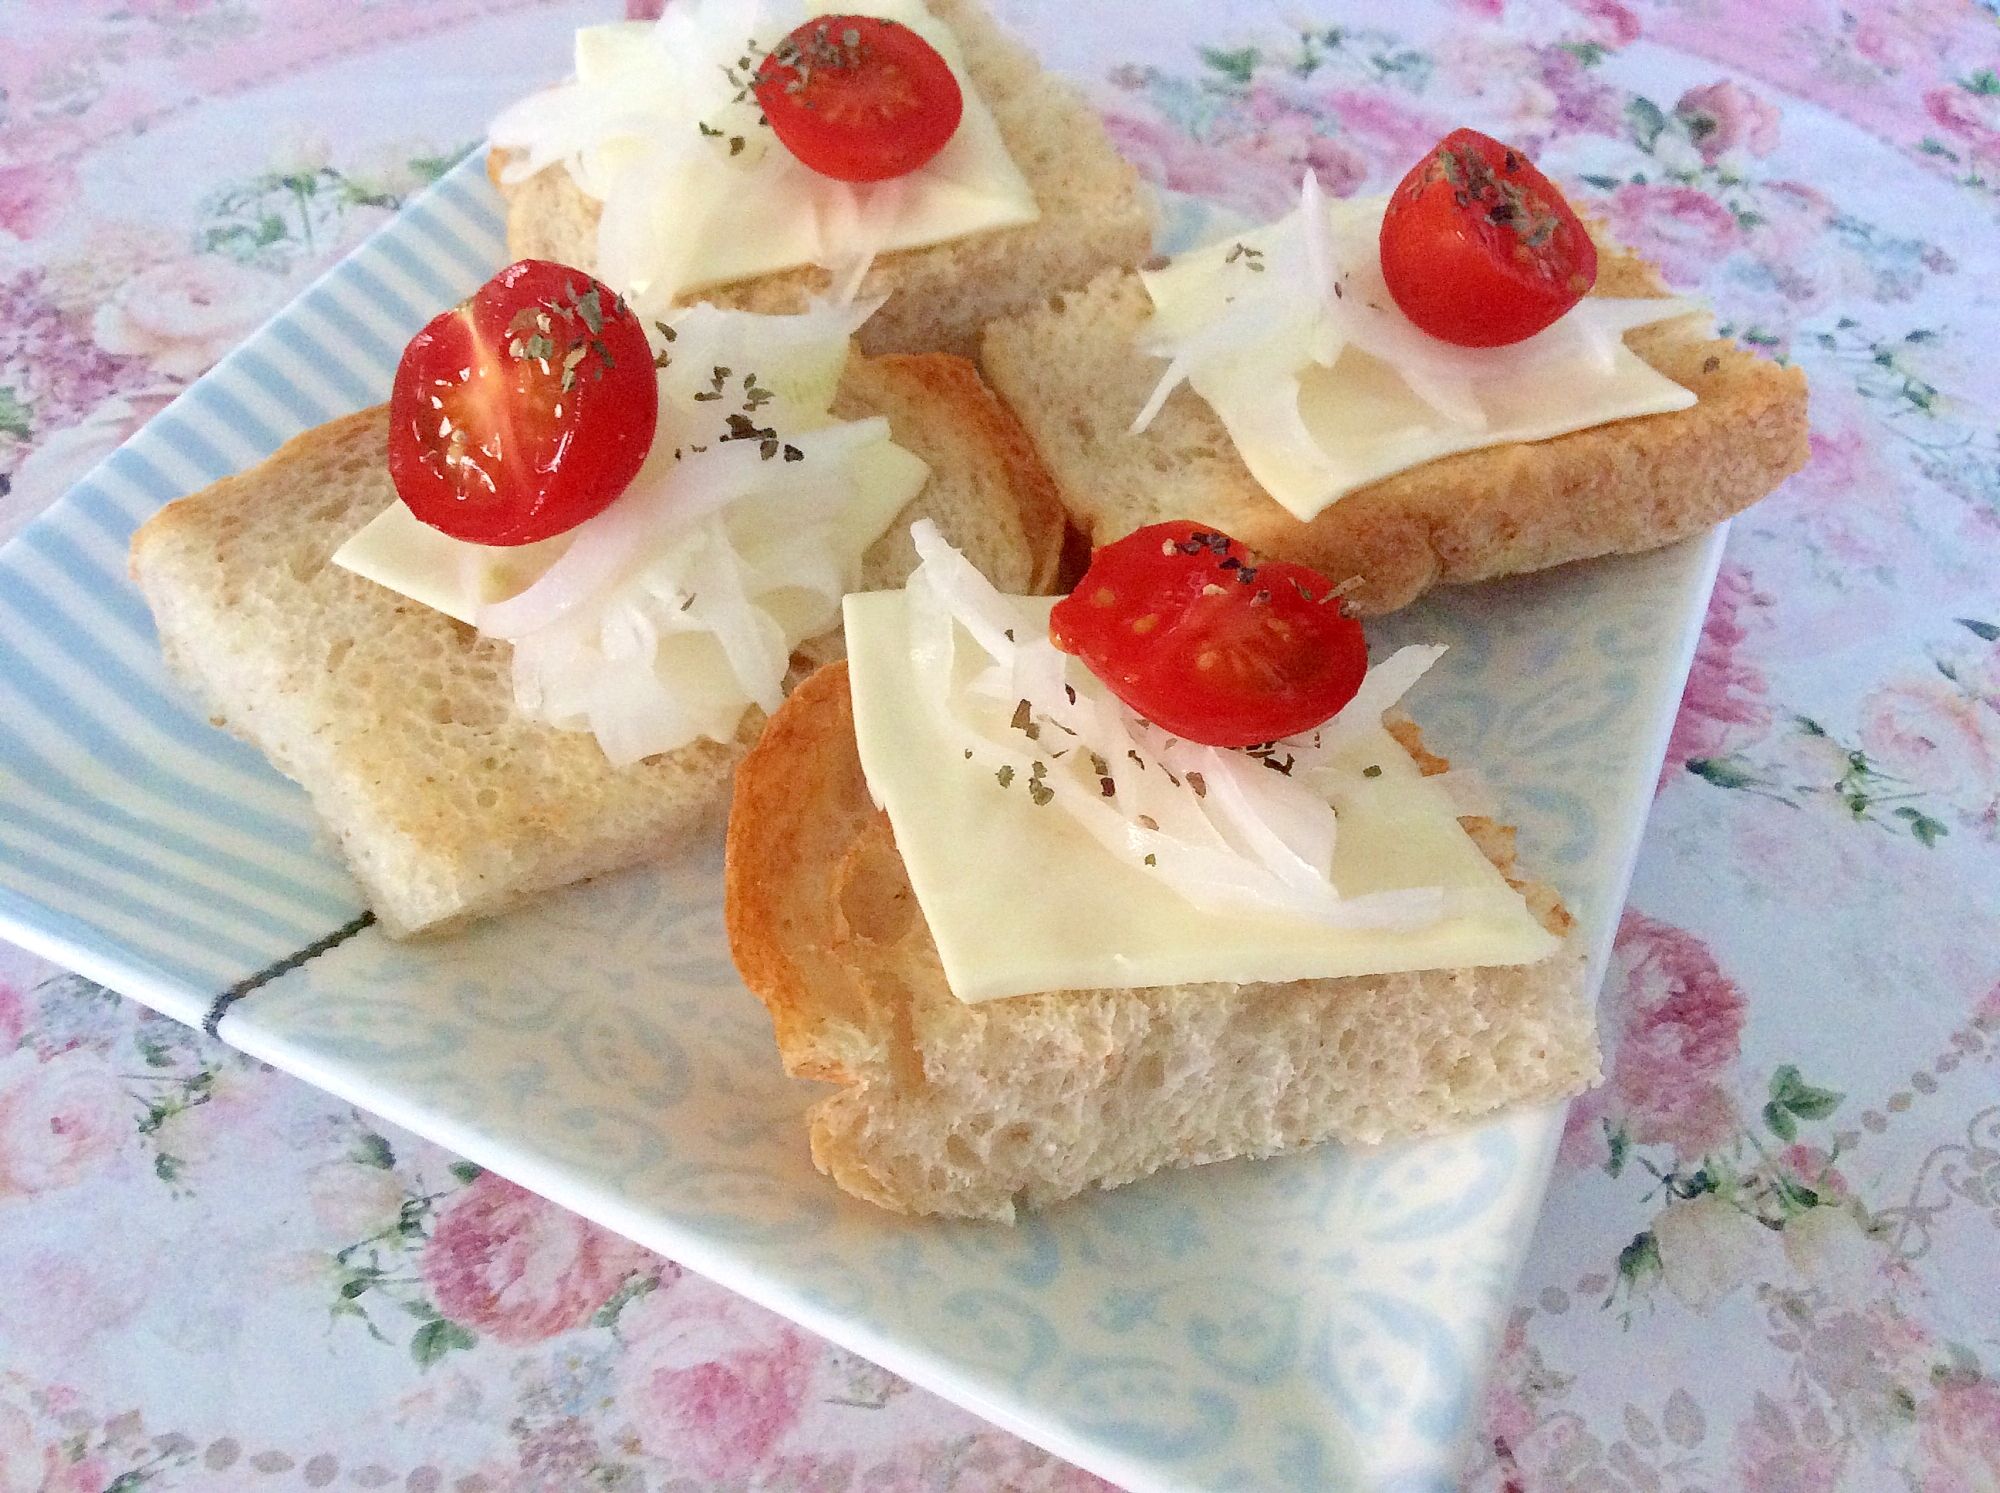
[981,130,1808,618]
[130,271,1064,939]
[489,0,1153,362]
[724,522,1597,1222]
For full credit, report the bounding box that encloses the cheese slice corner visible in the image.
[842,589,1561,1004]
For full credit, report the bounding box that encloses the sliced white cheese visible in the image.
[490,0,1040,313]
[843,588,1560,1003]
[334,439,928,633]
[1138,188,1702,521]
[334,504,569,627]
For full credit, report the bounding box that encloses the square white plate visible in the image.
[0,156,1722,1493]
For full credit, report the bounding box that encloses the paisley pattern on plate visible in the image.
[0,170,510,1010]
[226,839,1579,1492]
[0,160,1716,1490]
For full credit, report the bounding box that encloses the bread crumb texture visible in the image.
[725,663,1599,1223]
[980,238,1809,618]
[492,0,1154,362]
[130,354,1062,937]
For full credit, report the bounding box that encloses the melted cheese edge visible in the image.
[844,589,1561,1003]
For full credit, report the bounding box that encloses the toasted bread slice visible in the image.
[490,0,1153,363]
[980,242,1809,618]
[724,660,1597,1223]
[130,352,1064,938]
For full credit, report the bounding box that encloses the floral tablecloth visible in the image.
[4,0,1999,1489]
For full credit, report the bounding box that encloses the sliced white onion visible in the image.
[903,521,1449,930]
[1133,175,1706,469]
[478,420,886,640]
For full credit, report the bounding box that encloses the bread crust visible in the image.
[979,244,1810,617]
[489,0,1153,362]
[130,354,1063,938]
[725,660,1598,1222]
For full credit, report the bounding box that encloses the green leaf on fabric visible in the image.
[353,1132,395,1169]
[1201,46,1260,85]
[592,1271,662,1329]
[1617,1230,1662,1287]
[1893,806,1949,846]
[411,1318,476,1368]
[1688,755,1758,789]
[1769,1064,1844,1123]
[1626,96,1666,150]
[0,389,31,441]
[1955,617,2000,642]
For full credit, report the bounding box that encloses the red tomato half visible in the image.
[1049,522,1369,749]
[752,15,963,182]
[387,259,657,547]
[1378,128,1598,348]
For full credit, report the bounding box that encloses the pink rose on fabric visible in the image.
[1847,1,1968,75]
[1858,678,2000,806]
[1606,911,1747,1161]
[1767,402,1902,578]
[1432,37,1560,140]
[1652,1193,1777,1313]
[1675,80,1781,163]
[1479,1312,1538,1455]
[91,255,281,380]
[1662,564,1771,785]
[1537,44,1625,138]
[1796,1305,1932,1433]
[615,1282,817,1480]
[0,1388,109,1493]
[3,387,179,543]
[1926,84,2000,170]
[0,162,73,242]
[1556,1084,1613,1170]
[1732,1389,1845,1493]
[1600,183,1740,287]
[1778,1143,1848,1199]
[0,1047,128,1196]
[1321,90,1452,180]
[0,982,24,1051]
[1102,110,1367,223]
[1918,1380,2000,1493]
[1573,0,1642,49]
[419,1172,653,1344]
[0,1401,41,1493]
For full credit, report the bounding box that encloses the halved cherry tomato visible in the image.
[1378,128,1598,348]
[1049,522,1369,749]
[387,259,657,547]
[752,15,963,183]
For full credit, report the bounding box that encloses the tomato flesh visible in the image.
[1049,522,1369,749]
[387,259,657,547]
[752,15,963,183]
[1378,128,1598,348]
